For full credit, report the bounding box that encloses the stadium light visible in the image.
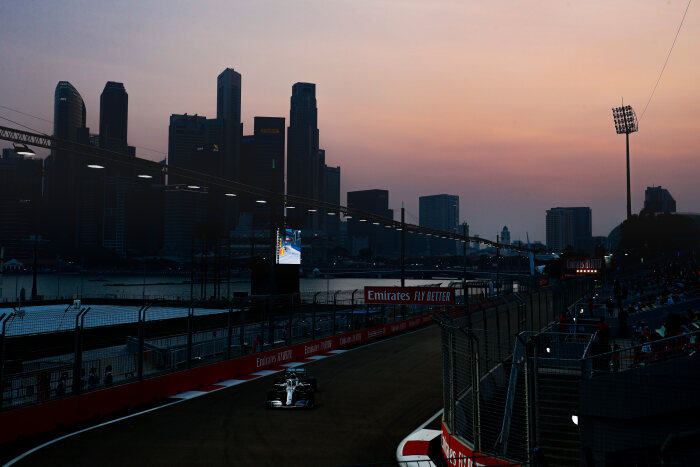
[13,143,35,156]
[87,164,105,169]
[359,219,366,222]
[372,222,380,225]
[256,199,267,204]
[308,208,317,212]
[612,104,638,219]
[225,193,236,197]
[137,174,152,179]
[187,185,200,189]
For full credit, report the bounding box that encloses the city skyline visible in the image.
[1,1,699,242]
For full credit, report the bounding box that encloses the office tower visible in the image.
[0,149,43,263]
[164,114,226,258]
[239,117,286,227]
[217,68,241,182]
[546,207,592,252]
[500,226,510,245]
[324,165,341,242]
[99,82,128,151]
[99,82,136,256]
[644,186,676,213]
[46,81,88,256]
[287,82,324,230]
[347,189,395,256]
[419,194,459,255]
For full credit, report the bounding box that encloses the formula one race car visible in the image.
[266,368,316,409]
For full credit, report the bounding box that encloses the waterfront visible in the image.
[0,273,447,302]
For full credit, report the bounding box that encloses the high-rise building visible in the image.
[644,186,676,213]
[99,82,128,151]
[0,148,43,263]
[239,117,286,227]
[287,82,323,230]
[46,81,88,256]
[164,114,225,257]
[546,207,592,252]
[347,189,395,256]
[500,226,510,245]
[217,68,241,182]
[99,82,136,256]
[419,194,459,255]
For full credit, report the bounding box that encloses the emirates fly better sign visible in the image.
[364,286,455,305]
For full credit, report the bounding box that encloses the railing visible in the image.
[581,329,700,378]
[436,278,593,466]
[0,285,459,412]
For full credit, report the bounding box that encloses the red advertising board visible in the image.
[364,286,455,305]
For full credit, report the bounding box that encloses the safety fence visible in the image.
[0,282,459,412]
[436,278,593,466]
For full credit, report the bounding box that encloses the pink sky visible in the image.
[1,0,698,242]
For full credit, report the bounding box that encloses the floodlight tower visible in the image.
[612,104,638,219]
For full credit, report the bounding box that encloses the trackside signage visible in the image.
[364,286,454,305]
[441,422,519,467]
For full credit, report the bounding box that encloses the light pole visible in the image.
[612,104,638,220]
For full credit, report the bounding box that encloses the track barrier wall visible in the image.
[0,310,436,444]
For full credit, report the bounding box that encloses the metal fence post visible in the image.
[312,292,320,340]
[240,298,247,353]
[72,307,89,395]
[226,301,233,360]
[333,291,338,335]
[186,305,193,369]
[0,313,8,409]
[351,289,358,330]
[138,305,146,380]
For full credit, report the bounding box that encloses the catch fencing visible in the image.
[0,284,450,412]
[436,278,593,466]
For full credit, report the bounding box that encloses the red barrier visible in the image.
[0,311,437,445]
[441,422,519,467]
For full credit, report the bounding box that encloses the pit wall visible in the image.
[442,421,520,467]
[0,312,435,445]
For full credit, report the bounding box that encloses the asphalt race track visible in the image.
[10,325,443,467]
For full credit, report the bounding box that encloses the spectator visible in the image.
[87,367,99,390]
[104,365,113,386]
[56,373,67,397]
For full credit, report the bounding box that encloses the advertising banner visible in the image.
[364,286,455,305]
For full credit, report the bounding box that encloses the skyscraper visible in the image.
[347,189,395,256]
[419,194,459,255]
[287,82,323,230]
[217,68,241,182]
[500,226,510,245]
[99,82,128,151]
[644,186,676,213]
[239,117,286,227]
[47,81,88,255]
[164,113,223,257]
[546,207,592,252]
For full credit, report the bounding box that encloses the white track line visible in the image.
[4,322,437,466]
[412,409,444,435]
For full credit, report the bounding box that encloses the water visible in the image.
[0,273,446,301]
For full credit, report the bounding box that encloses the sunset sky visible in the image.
[1,0,698,242]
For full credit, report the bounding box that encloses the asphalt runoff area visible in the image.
[9,324,442,466]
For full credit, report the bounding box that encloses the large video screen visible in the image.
[276,228,301,264]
